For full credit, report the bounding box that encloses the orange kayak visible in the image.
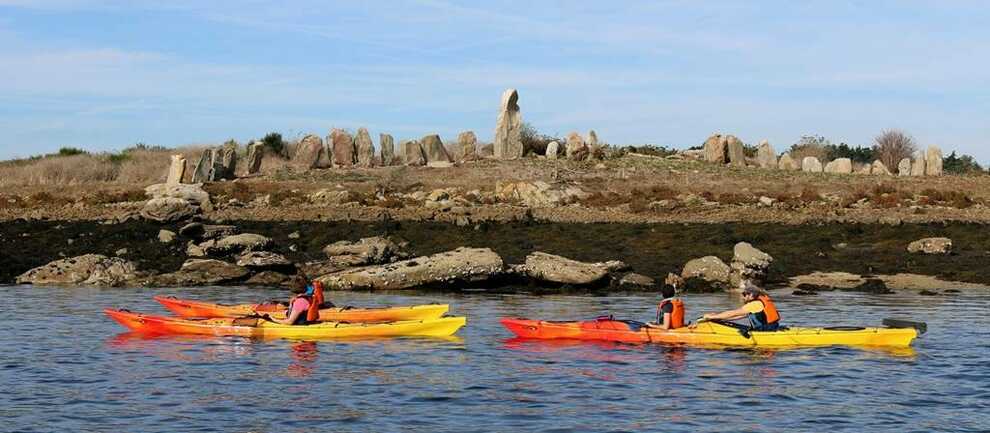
[105,309,466,339]
[154,296,449,322]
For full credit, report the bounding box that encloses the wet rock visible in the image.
[756,140,776,169]
[155,259,249,285]
[907,237,952,254]
[494,88,523,159]
[245,142,264,175]
[355,128,375,167]
[403,139,426,166]
[380,133,395,165]
[792,289,818,296]
[178,223,238,241]
[236,251,292,268]
[322,236,402,265]
[495,181,588,207]
[730,242,773,285]
[522,252,614,285]
[330,129,355,167]
[802,157,823,173]
[925,145,943,176]
[297,258,361,278]
[919,289,939,296]
[824,158,852,174]
[166,155,186,184]
[843,278,893,294]
[16,254,138,286]
[158,229,176,243]
[318,247,504,290]
[681,256,731,290]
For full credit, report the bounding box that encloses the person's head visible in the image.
[660,284,676,299]
[740,281,764,301]
[290,276,308,295]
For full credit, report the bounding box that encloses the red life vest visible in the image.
[756,294,780,324]
[306,281,324,322]
[657,298,685,329]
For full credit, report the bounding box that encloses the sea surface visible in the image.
[1,285,987,433]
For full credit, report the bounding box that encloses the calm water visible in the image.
[1,286,988,433]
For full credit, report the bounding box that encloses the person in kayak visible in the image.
[646,283,685,330]
[701,281,781,331]
[269,277,322,325]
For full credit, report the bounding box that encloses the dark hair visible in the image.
[290,276,308,294]
[660,284,676,299]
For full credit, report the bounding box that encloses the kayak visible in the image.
[154,295,449,322]
[500,317,921,347]
[105,309,466,339]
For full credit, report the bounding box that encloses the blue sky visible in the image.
[1,0,988,162]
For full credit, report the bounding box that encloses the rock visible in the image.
[158,229,176,243]
[494,88,523,159]
[114,248,128,256]
[141,197,198,223]
[907,237,952,254]
[731,242,773,281]
[545,141,560,160]
[192,233,272,257]
[178,223,237,241]
[586,130,601,160]
[726,135,745,167]
[330,128,355,167]
[614,272,655,290]
[758,196,776,206]
[245,271,294,287]
[322,236,402,264]
[166,155,186,184]
[157,259,250,285]
[856,164,872,175]
[298,259,354,278]
[236,251,293,268]
[897,158,911,176]
[824,158,852,174]
[355,128,375,167]
[910,151,925,176]
[844,278,893,294]
[206,148,224,182]
[245,142,264,175]
[16,254,138,286]
[778,153,799,170]
[703,134,727,164]
[495,181,587,207]
[457,131,477,160]
[146,182,212,209]
[925,145,943,176]
[681,256,731,286]
[421,134,452,164]
[191,150,212,183]
[380,133,395,166]
[293,134,325,169]
[565,132,587,160]
[801,157,823,173]
[871,160,892,175]
[219,142,238,179]
[318,247,504,290]
[402,139,426,166]
[308,189,353,205]
[756,140,776,169]
[522,252,613,285]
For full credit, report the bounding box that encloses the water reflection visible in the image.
[286,341,318,378]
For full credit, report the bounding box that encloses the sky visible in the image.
[1,0,988,162]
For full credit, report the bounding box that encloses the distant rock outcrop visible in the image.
[911,152,927,176]
[545,141,560,160]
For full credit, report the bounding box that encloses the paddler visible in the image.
[268,276,323,325]
[646,282,685,330]
[701,281,781,331]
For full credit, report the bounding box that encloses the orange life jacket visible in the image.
[306,281,324,322]
[657,298,685,329]
[756,294,780,325]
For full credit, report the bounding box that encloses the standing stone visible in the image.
[756,140,776,169]
[458,131,478,160]
[545,141,560,160]
[801,157,823,173]
[586,130,601,160]
[166,155,186,184]
[565,132,587,160]
[856,164,872,175]
[824,158,852,174]
[293,134,325,169]
[208,148,224,181]
[421,134,451,164]
[330,129,355,167]
[245,142,264,175]
[925,145,943,176]
[494,88,523,159]
[777,153,799,171]
[587,130,599,148]
[897,158,911,177]
[380,134,395,166]
[355,128,375,167]
[218,142,237,179]
[911,151,927,176]
[191,150,212,183]
[726,135,745,167]
[871,160,892,175]
[402,140,426,166]
[703,134,727,164]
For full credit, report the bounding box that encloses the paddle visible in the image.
[882,318,927,335]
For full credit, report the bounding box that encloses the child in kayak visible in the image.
[701,281,781,331]
[646,282,685,330]
[269,277,314,325]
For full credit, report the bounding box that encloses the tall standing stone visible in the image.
[380,133,395,166]
[801,157,823,173]
[219,142,237,179]
[166,155,186,184]
[897,158,911,177]
[355,128,375,167]
[703,134,727,164]
[925,145,943,176]
[293,134,325,169]
[457,131,477,160]
[756,140,776,169]
[245,142,264,175]
[911,151,927,176]
[494,88,523,159]
[421,134,451,165]
[191,150,212,183]
[586,130,601,160]
[208,148,224,181]
[545,141,560,160]
[403,140,426,166]
[726,135,746,167]
[777,153,799,171]
[330,129,355,167]
[565,132,587,161]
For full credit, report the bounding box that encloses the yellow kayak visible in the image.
[155,295,449,322]
[106,309,466,339]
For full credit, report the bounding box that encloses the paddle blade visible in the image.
[883,318,927,335]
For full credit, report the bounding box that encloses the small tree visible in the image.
[873,129,916,170]
[519,122,563,156]
[943,151,984,174]
[261,132,285,157]
[789,135,830,161]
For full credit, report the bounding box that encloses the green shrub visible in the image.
[262,132,285,156]
[57,147,88,156]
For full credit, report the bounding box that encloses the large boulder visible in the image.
[756,140,776,169]
[778,153,799,170]
[458,131,478,160]
[702,134,727,164]
[565,132,587,161]
[318,247,504,290]
[166,154,186,184]
[190,150,212,183]
[355,128,375,167]
[730,242,774,285]
[179,222,237,241]
[236,251,293,268]
[522,252,618,285]
[495,181,588,207]
[802,157,823,173]
[545,141,560,160]
[218,142,238,179]
[824,158,852,174]
[907,237,952,254]
[681,256,731,287]
[245,142,264,175]
[155,259,250,285]
[16,254,138,286]
[189,233,273,257]
[421,134,452,164]
[897,158,911,177]
[726,135,746,167]
[141,197,198,223]
[322,236,402,265]
[293,134,325,169]
[145,182,213,211]
[330,128,355,167]
[380,133,395,166]
[403,139,426,166]
[925,145,943,176]
[871,160,892,175]
[494,88,523,159]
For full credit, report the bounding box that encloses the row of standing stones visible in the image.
[699,133,945,176]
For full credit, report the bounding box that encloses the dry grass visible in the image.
[0,147,211,187]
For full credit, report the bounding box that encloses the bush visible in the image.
[58,147,88,156]
[873,129,916,170]
[520,122,563,156]
[943,151,984,174]
[824,143,874,164]
[262,132,286,157]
